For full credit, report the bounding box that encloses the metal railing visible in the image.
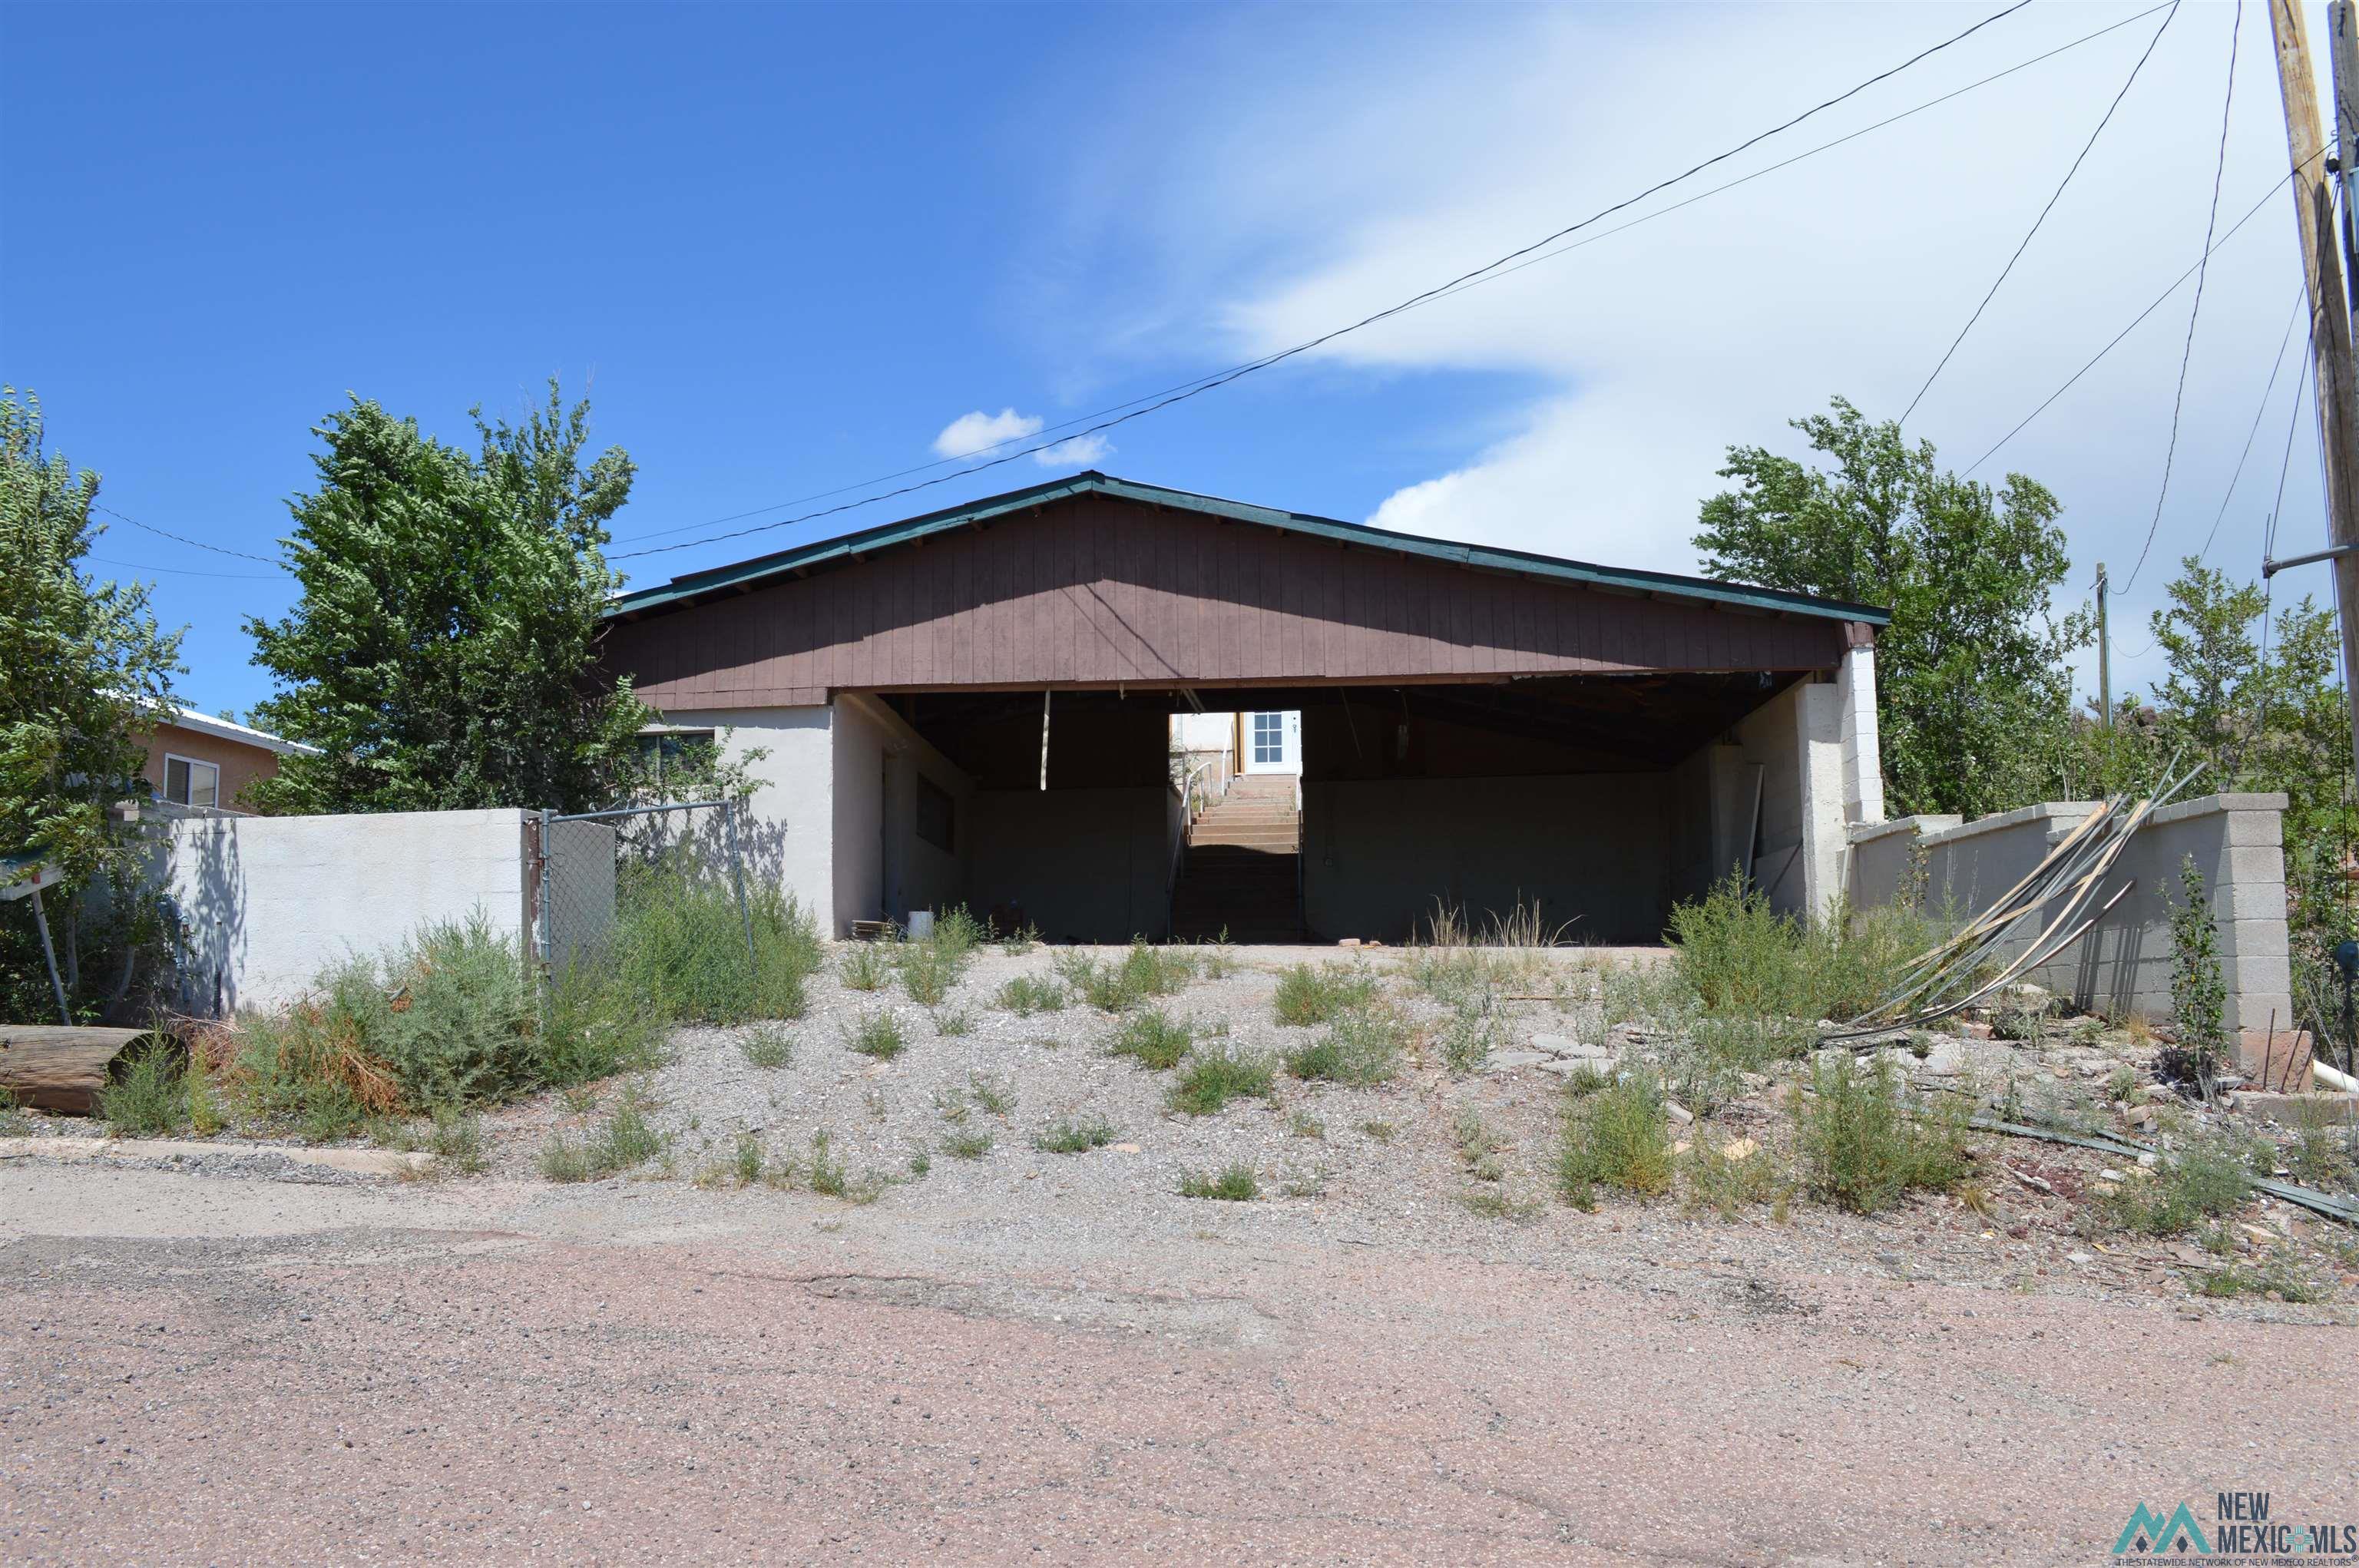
[528,798,756,981]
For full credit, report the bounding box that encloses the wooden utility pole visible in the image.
[2096,561,2112,733]
[2268,0,2359,788]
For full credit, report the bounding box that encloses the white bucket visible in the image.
[905,909,935,940]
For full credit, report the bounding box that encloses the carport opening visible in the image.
[861,673,1801,945]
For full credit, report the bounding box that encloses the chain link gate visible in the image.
[524,798,756,991]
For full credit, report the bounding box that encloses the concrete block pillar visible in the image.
[1794,682,1848,923]
[1837,644,1884,827]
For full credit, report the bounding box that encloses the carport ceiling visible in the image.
[878,673,1789,770]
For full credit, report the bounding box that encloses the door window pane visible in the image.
[1252,712,1282,762]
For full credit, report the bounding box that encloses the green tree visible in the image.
[1693,397,2086,815]
[0,387,184,1017]
[2145,559,2267,785]
[247,383,653,814]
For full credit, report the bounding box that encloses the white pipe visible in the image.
[2312,1057,2359,1093]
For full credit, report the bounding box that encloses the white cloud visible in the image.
[1022,2,2326,697]
[931,407,1043,459]
[1034,432,1112,468]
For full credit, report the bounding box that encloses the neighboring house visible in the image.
[140,706,316,815]
[599,471,1888,944]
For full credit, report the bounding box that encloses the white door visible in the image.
[1242,710,1300,774]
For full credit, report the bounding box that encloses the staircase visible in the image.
[1170,774,1305,942]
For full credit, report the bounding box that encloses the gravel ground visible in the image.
[5,940,2357,1561]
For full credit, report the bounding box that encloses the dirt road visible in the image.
[4,1161,2351,1565]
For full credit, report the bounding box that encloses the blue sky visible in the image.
[3,1,2342,719]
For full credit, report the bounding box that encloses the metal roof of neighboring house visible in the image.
[160,706,321,757]
[604,471,1892,626]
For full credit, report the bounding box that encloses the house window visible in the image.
[636,729,716,787]
[915,774,955,852]
[162,754,220,809]
[1252,711,1284,765]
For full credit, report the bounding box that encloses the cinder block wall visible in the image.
[162,809,534,1014]
[1848,793,2296,1069]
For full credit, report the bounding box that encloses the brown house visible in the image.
[140,706,315,814]
[601,472,1890,943]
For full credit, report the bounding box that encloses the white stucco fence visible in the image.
[1848,792,2297,1066]
[162,809,543,1014]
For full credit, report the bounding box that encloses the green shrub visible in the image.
[2104,1142,2253,1236]
[374,915,541,1107]
[99,1044,190,1137]
[839,942,890,991]
[967,1073,1014,1116]
[426,1107,487,1175]
[2166,856,2229,1083]
[1033,1116,1117,1154]
[1273,962,1376,1026]
[1282,1007,1404,1086]
[899,941,958,1006]
[1057,942,1195,1012]
[1438,997,1504,1077]
[1107,1008,1193,1070]
[1557,1071,1673,1209]
[1168,1045,1277,1116]
[996,975,1067,1017]
[844,1011,907,1060]
[1680,1137,1782,1219]
[0,1083,28,1137]
[607,874,820,1024]
[540,1087,667,1182]
[1178,1163,1259,1200]
[943,1129,993,1160]
[1792,1057,1968,1214]
[733,1131,764,1184]
[739,1023,793,1068]
[1669,875,1932,1025]
[931,905,987,963]
[998,921,1041,955]
[934,1007,975,1037]
[808,1130,850,1192]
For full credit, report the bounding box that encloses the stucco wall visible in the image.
[1849,793,2296,1064]
[163,809,529,1015]
[654,706,834,930]
[968,786,1170,942]
[142,721,285,815]
[830,695,974,932]
[1301,772,1673,944]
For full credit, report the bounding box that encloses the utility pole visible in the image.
[2268,0,2359,789]
[2096,561,2112,734]
[2332,2,2359,307]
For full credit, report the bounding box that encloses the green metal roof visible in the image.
[605,471,1891,625]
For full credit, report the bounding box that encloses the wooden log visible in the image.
[0,1025,155,1115]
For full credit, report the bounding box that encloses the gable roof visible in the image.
[605,471,1890,625]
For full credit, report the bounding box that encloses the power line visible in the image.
[2199,284,2305,562]
[2125,0,2242,592]
[1900,1,2179,425]
[612,0,2042,564]
[1963,143,2329,477]
[86,555,288,582]
[93,502,284,567]
[613,0,2165,551]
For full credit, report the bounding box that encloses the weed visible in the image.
[1177,1163,1259,1200]
[100,1045,190,1138]
[933,1088,971,1124]
[933,1007,975,1038]
[1289,1112,1326,1140]
[998,921,1042,955]
[2166,856,2229,1083]
[1033,1116,1117,1154]
[1279,1170,1328,1199]
[1792,1057,1968,1215]
[1107,1008,1192,1070]
[1668,875,1935,1024]
[844,1011,908,1060]
[932,905,988,963]
[1461,1187,1540,1222]
[0,1083,28,1136]
[996,975,1067,1017]
[2105,1066,2140,1104]
[839,943,890,991]
[739,1023,794,1069]
[1560,1061,1610,1097]
[1194,941,1239,980]
[733,1131,764,1184]
[1437,997,1504,1077]
[1452,1107,1508,1183]
[943,1129,993,1160]
[606,874,822,1025]
[1283,1007,1405,1086]
[1680,1137,1782,1220]
[1273,962,1376,1026]
[1358,1119,1398,1143]
[899,941,960,1006]
[428,1107,488,1175]
[2195,1259,2331,1304]
[2104,1140,2255,1236]
[807,1130,849,1194]
[540,1086,668,1183]
[908,1148,932,1177]
[2284,1107,2358,1189]
[967,1073,1014,1116]
[1557,1071,1674,1209]
[1168,1045,1278,1116]
[1057,943,1196,1012]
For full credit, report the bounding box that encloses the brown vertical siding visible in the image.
[604,493,1851,707]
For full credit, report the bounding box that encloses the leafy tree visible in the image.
[0,387,184,1018]
[1693,397,2086,815]
[247,383,654,815]
[2145,560,2267,785]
